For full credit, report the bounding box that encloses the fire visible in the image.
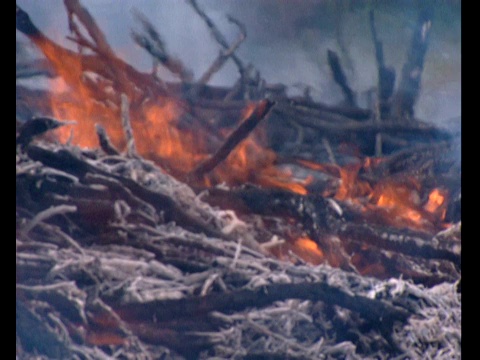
[335,163,372,201]
[288,237,324,265]
[424,188,448,219]
[368,178,427,229]
[137,101,207,173]
[298,158,449,232]
[30,20,450,241]
[295,237,323,256]
[35,31,312,194]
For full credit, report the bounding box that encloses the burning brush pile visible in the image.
[16,1,460,359]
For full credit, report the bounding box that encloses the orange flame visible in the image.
[292,237,324,265]
[31,28,313,194]
[32,26,450,236]
[299,157,449,232]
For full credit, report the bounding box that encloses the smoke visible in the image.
[16,0,460,125]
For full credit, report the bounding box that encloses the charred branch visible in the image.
[23,144,231,241]
[273,102,452,140]
[187,0,245,77]
[188,16,247,100]
[189,99,275,180]
[369,10,396,121]
[113,280,410,329]
[392,9,433,120]
[95,124,120,155]
[327,49,356,107]
[131,9,194,82]
[16,117,72,150]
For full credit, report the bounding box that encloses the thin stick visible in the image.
[120,94,137,157]
[189,99,275,179]
[131,9,193,82]
[95,124,120,156]
[230,238,243,269]
[197,22,246,87]
[63,0,133,97]
[41,222,85,255]
[22,205,78,235]
[322,137,337,165]
[187,0,245,76]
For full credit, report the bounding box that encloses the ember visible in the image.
[17,1,460,359]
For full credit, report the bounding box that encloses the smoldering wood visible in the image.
[203,186,459,279]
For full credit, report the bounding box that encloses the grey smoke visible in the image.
[16,0,460,126]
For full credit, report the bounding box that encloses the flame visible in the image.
[137,101,207,173]
[335,163,372,201]
[37,33,311,193]
[299,157,449,232]
[32,25,450,239]
[291,237,324,265]
[424,188,448,219]
[368,179,427,229]
[295,237,323,256]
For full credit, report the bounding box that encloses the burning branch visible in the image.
[189,99,275,180]
[16,3,174,108]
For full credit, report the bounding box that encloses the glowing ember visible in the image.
[292,237,324,265]
[424,188,448,219]
[298,158,449,232]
